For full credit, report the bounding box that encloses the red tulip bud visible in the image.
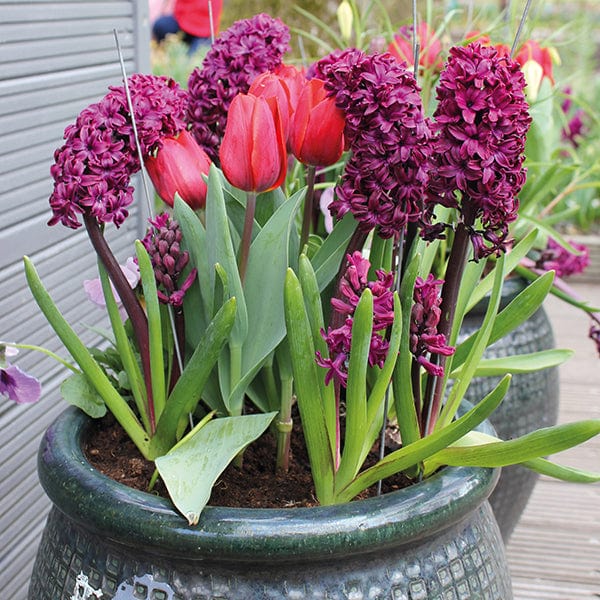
[515,40,555,84]
[219,93,287,193]
[145,129,211,210]
[288,78,345,167]
[388,23,443,72]
[249,71,294,141]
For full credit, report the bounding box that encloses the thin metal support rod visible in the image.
[113,29,154,219]
[510,0,533,58]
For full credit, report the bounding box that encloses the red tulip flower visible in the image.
[515,40,555,84]
[288,78,345,167]
[249,71,294,141]
[273,64,306,113]
[219,93,287,193]
[388,23,443,72]
[145,129,211,210]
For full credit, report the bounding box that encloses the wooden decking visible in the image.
[507,281,600,599]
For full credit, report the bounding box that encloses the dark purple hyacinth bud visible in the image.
[49,75,188,230]
[141,213,197,307]
[316,252,394,387]
[535,238,590,278]
[426,43,531,259]
[187,13,290,161]
[410,275,455,376]
[313,49,432,239]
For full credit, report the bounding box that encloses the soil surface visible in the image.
[84,412,412,508]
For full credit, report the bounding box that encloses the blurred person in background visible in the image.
[152,0,223,54]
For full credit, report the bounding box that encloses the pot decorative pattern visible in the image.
[460,277,559,541]
[29,408,512,600]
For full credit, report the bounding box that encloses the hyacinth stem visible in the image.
[300,165,317,254]
[83,213,155,431]
[423,219,472,436]
[239,192,257,284]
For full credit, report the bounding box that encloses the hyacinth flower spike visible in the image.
[422,42,531,434]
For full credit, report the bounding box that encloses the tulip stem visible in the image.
[300,165,316,254]
[239,192,257,284]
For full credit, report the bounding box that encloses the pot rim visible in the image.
[38,407,499,561]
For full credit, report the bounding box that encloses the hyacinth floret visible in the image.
[314,49,432,239]
[426,42,531,258]
[187,14,290,161]
[49,75,188,230]
[410,274,455,377]
[141,213,197,307]
[316,252,394,387]
[535,238,590,278]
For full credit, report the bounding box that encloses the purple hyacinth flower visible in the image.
[535,238,590,278]
[187,13,290,161]
[142,213,197,307]
[314,49,432,239]
[316,252,394,387]
[410,275,455,376]
[425,43,531,259]
[49,74,188,230]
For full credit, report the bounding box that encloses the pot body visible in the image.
[460,277,559,541]
[29,408,512,600]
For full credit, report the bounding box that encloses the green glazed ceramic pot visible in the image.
[29,407,512,600]
[460,277,559,542]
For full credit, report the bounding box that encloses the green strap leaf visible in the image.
[337,289,373,484]
[426,421,600,469]
[98,262,149,432]
[135,241,166,421]
[453,271,555,368]
[334,375,511,502]
[23,256,149,456]
[284,268,335,504]
[450,349,573,378]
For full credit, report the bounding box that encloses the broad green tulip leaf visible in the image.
[311,212,357,291]
[426,422,600,469]
[451,349,573,378]
[227,190,303,414]
[150,298,237,457]
[174,195,211,337]
[23,257,148,456]
[156,412,276,525]
[206,165,248,346]
[284,268,335,504]
[61,372,106,418]
[135,241,166,420]
[453,271,555,368]
[335,375,511,502]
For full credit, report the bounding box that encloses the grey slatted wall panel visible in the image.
[0,2,150,597]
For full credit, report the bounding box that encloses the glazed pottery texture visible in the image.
[29,408,512,600]
[460,277,559,541]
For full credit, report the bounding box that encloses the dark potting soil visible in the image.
[83,411,412,509]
